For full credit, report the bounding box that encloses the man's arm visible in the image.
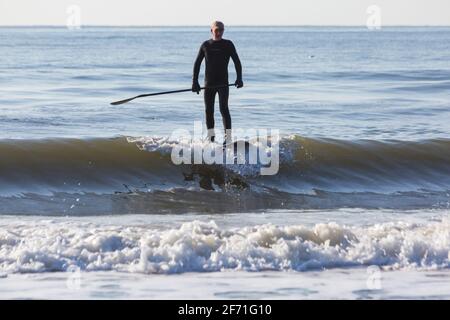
[230,41,243,86]
[193,44,205,83]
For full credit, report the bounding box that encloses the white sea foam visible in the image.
[127,134,299,178]
[0,217,449,274]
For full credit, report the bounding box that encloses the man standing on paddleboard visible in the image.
[192,21,243,144]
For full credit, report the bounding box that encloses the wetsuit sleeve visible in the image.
[229,41,242,81]
[193,43,205,82]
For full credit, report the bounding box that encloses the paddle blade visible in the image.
[110,97,135,106]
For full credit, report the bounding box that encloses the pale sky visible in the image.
[0,0,449,26]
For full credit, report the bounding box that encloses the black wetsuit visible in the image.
[193,39,242,135]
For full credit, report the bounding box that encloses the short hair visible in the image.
[211,21,225,30]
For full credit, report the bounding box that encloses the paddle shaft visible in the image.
[111,83,235,105]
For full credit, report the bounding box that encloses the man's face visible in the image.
[211,26,224,39]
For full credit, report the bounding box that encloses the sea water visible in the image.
[0,26,449,299]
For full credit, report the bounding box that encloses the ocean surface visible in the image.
[0,26,449,299]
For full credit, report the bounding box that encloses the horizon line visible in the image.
[1,24,450,28]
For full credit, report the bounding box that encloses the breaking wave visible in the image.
[0,135,449,214]
[0,218,449,274]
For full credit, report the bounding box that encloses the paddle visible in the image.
[110,83,235,105]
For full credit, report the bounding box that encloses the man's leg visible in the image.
[218,86,231,143]
[204,88,216,142]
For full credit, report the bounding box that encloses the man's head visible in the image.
[211,21,225,40]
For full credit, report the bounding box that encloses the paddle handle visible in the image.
[111,83,235,105]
